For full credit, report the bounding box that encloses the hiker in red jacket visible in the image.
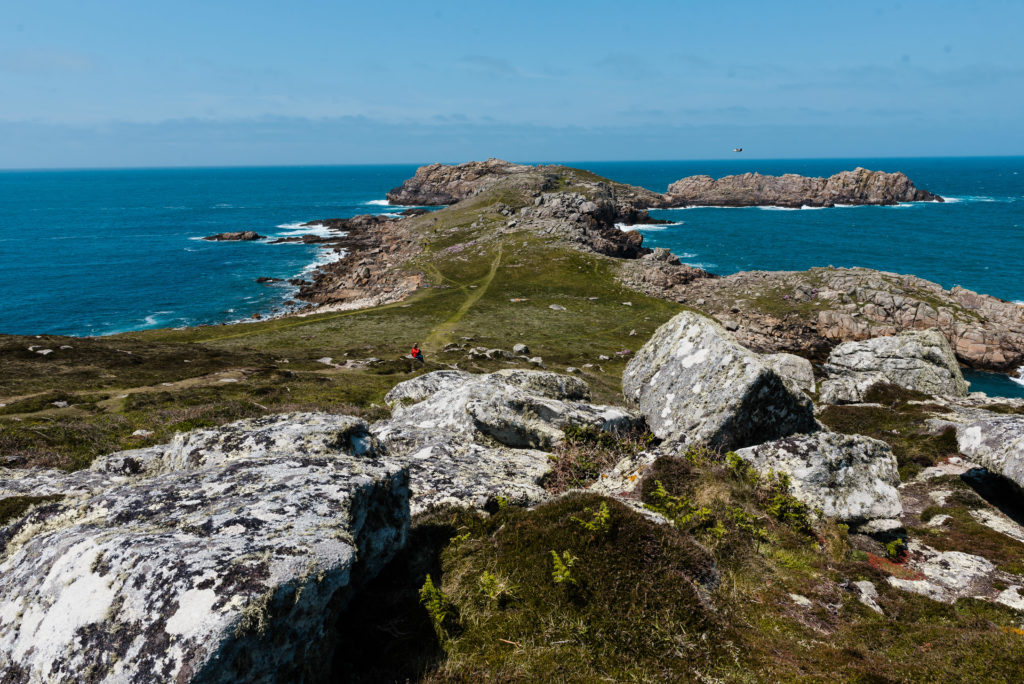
[411,343,425,364]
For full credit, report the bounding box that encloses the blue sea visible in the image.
[1,158,1022,396]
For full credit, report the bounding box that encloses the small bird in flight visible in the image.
[733,147,743,153]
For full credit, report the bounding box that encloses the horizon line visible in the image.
[2,154,1023,173]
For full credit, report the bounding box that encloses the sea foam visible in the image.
[615,221,684,231]
[274,222,341,239]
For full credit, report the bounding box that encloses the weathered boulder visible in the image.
[622,311,817,450]
[734,432,902,525]
[373,369,639,513]
[663,168,941,208]
[820,328,969,404]
[383,370,472,416]
[763,352,816,394]
[956,416,1024,490]
[0,422,409,683]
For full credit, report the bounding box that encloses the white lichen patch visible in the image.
[165,588,219,636]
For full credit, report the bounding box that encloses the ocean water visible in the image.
[1,158,1022,396]
[0,165,420,336]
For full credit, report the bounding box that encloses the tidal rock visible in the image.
[820,328,969,404]
[202,231,265,241]
[956,416,1024,490]
[664,168,941,208]
[763,352,816,394]
[622,311,817,450]
[373,369,638,513]
[734,432,902,525]
[0,436,408,682]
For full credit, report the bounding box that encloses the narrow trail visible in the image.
[424,244,503,349]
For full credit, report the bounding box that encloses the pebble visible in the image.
[549,304,566,311]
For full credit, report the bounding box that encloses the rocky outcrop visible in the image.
[386,158,533,205]
[202,231,265,241]
[622,311,817,450]
[663,168,941,208]
[95,412,378,477]
[0,414,409,683]
[373,369,640,513]
[956,416,1024,490]
[763,352,816,394]
[819,329,969,404]
[516,192,652,258]
[735,432,902,526]
[669,267,1024,373]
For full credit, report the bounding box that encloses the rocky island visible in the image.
[202,230,266,241]
[3,160,1024,682]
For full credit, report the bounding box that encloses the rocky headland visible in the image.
[4,159,1024,681]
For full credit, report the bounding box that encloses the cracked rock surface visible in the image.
[0,414,409,684]
[374,369,639,514]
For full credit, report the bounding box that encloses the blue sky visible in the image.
[1,0,1022,168]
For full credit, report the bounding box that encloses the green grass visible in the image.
[0,179,683,468]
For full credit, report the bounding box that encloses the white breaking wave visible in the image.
[274,222,342,239]
[365,199,391,206]
[941,195,1005,203]
[301,248,347,274]
[615,221,684,231]
[143,311,173,326]
[1011,368,1024,388]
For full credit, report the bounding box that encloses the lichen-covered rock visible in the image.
[86,413,379,479]
[762,352,816,394]
[622,311,817,450]
[0,467,128,499]
[956,416,1024,490]
[373,370,639,513]
[384,370,473,415]
[818,329,968,404]
[734,432,902,525]
[886,541,997,603]
[0,450,409,683]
